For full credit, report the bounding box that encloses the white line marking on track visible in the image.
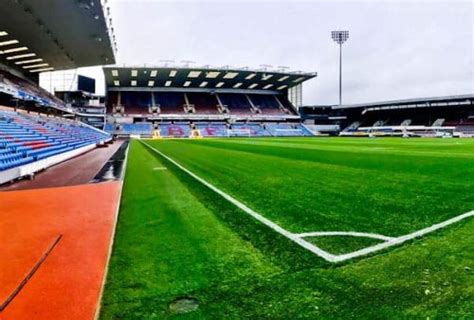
[141,140,474,263]
[296,231,395,241]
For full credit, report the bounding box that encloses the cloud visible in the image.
[59,0,474,105]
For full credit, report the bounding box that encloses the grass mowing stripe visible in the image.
[145,139,474,236]
[140,140,337,262]
[102,139,474,319]
[100,141,283,318]
[142,140,474,263]
[182,137,474,159]
[138,142,328,272]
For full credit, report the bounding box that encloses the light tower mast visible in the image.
[331,30,349,105]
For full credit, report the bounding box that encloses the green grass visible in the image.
[142,137,474,236]
[305,236,383,255]
[101,138,474,319]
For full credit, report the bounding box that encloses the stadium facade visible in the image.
[103,66,318,137]
[301,94,474,137]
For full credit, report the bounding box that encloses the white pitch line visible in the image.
[153,167,168,170]
[141,141,338,262]
[332,210,474,262]
[296,231,395,241]
[118,142,130,181]
[140,141,474,263]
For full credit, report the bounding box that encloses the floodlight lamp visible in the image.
[331,30,349,44]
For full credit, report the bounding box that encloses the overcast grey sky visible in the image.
[75,0,473,105]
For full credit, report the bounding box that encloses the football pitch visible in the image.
[100,138,474,319]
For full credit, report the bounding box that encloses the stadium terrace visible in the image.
[103,66,317,138]
[301,94,474,138]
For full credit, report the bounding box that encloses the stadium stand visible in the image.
[107,91,119,114]
[154,92,186,114]
[230,123,271,136]
[122,123,153,135]
[103,120,318,139]
[248,94,285,115]
[104,122,153,137]
[430,119,443,126]
[454,118,474,134]
[122,92,151,114]
[187,93,219,114]
[214,93,255,115]
[160,122,191,137]
[104,122,115,133]
[0,108,110,176]
[103,66,318,137]
[278,95,297,114]
[302,124,339,135]
[302,95,474,137]
[265,123,313,136]
[195,122,228,137]
[52,90,108,131]
[0,70,66,110]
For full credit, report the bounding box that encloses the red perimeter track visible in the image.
[0,181,122,319]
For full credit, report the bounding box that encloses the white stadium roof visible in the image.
[103,66,317,92]
[0,0,116,75]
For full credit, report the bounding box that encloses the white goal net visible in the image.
[274,128,302,136]
[227,129,252,137]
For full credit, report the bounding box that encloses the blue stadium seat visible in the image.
[0,109,111,172]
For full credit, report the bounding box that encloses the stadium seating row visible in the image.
[106,92,294,116]
[196,122,228,137]
[0,109,110,171]
[344,116,474,133]
[105,121,313,138]
[0,70,66,110]
[265,123,313,136]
